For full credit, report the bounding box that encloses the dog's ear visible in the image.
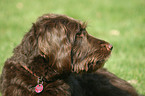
[38,22,72,74]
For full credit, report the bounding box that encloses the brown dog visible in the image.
[0,14,138,96]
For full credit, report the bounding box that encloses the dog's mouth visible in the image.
[72,60,106,73]
[72,51,112,73]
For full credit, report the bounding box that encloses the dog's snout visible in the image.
[101,43,113,51]
[106,44,113,51]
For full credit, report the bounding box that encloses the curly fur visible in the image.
[0,14,139,96]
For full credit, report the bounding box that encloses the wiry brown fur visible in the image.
[0,14,139,96]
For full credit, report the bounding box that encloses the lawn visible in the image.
[0,0,145,95]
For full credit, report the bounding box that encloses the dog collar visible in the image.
[21,65,44,93]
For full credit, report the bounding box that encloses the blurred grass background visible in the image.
[0,0,145,95]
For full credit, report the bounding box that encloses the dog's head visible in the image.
[16,14,113,74]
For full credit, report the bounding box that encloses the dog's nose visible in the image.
[101,43,113,51]
[106,44,113,51]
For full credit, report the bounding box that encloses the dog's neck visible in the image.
[21,64,67,83]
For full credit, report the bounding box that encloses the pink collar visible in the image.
[21,65,44,93]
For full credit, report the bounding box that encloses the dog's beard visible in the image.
[71,51,111,73]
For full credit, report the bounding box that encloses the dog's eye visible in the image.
[76,32,84,38]
[76,29,86,38]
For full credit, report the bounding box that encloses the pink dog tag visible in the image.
[35,84,43,93]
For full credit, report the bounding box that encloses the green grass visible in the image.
[0,0,145,95]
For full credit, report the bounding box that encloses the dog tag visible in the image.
[35,84,43,93]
